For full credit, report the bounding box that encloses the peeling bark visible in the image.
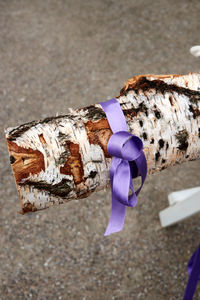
[5,73,200,214]
[7,140,45,184]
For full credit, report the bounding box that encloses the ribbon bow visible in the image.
[99,98,147,236]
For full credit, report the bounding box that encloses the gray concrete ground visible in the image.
[0,0,200,299]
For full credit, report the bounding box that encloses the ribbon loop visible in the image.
[107,131,143,161]
[99,98,147,236]
[112,158,133,206]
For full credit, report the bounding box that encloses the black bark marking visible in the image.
[10,155,16,164]
[8,120,39,141]
[120,77,200,103]
[137,102,149,117]
[190,95,200,105]
[139,120,143,127]
[85,105,106,120]
[123,102,149,117]
[158,139,165,149]
[161,159,166,163]
[169,96,173,106]
[189,105,200,119]
[155,151,160,161]
[175,129,189,151]
[89,171,97,179]
[150,138,154,144]
[154,110,161,119]
[198,128,200,138]
[142,132,147,140]
[166,142,169,150]
[85,103,149,121]
[55,150,70,167]
[19,179,72,198]
[7,114,72,141]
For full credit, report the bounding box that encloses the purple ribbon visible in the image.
[99,98,147,236]
[99,98,200,298]
[183,243,200,299]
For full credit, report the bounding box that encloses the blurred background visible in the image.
[0,0,200,299]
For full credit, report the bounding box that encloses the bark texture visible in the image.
[5,73,200,214]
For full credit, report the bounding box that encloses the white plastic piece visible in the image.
[190,45,200,57]
[168,186,200,206]
[159,187,200,228]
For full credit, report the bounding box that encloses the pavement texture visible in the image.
[0,0,200,299]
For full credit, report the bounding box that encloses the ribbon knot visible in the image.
[107,131,143,161]
[99,98,147,236]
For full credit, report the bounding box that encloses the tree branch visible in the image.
[5,73,200,214]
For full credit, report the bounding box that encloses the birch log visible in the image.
[5,73,200,214]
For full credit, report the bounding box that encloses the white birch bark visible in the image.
[5,73,200,214]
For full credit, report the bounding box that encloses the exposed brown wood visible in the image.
[85,120,112,157]
[7,140,45,184]
[60,142,84,185]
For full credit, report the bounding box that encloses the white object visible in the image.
[190,45,200,57]
[159,187,200,227]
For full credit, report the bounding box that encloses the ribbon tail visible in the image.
[183,243,200,300]
[104,194,126,236]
